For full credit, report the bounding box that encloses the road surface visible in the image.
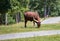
[0,30,60,40]
[41,17,60,24]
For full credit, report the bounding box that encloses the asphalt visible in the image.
[41,17,60,24]
[0,30,60,40]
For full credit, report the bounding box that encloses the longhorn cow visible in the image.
[24,11,41,28]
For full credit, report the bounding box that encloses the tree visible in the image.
[0,0,11,25]
[0,0,59,25]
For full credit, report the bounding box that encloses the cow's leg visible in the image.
[33,21,35,26]
[25,20,27,28]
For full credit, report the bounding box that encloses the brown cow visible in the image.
[24,11,41,28]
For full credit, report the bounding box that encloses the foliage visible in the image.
[7,14,15,24]
[0,0,60,24]
[0,0,11,13]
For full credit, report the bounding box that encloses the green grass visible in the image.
[2,35,60,41]
[0,22,60,34]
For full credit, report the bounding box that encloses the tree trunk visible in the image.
[47,5,50,17]
[5,13,8,25]
[44,0,47,19]
[16,12,21,23]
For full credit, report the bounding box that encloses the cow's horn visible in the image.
[33,17,38,22]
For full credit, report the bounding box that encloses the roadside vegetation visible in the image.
[0,22,60,34]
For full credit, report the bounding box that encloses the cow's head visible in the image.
[36,21,41,28]
[33,18,41,28]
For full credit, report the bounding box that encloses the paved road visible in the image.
[41,17,60,24]
[0,30,60,40]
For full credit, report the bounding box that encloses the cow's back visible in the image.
[24,12,39,17]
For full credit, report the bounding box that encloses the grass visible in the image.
[2,35,60,41]
[0,22,60,34]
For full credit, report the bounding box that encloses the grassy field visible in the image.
[2,35,60,41]
[0,22,60,34]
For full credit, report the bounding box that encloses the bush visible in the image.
[8,14,15,24]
